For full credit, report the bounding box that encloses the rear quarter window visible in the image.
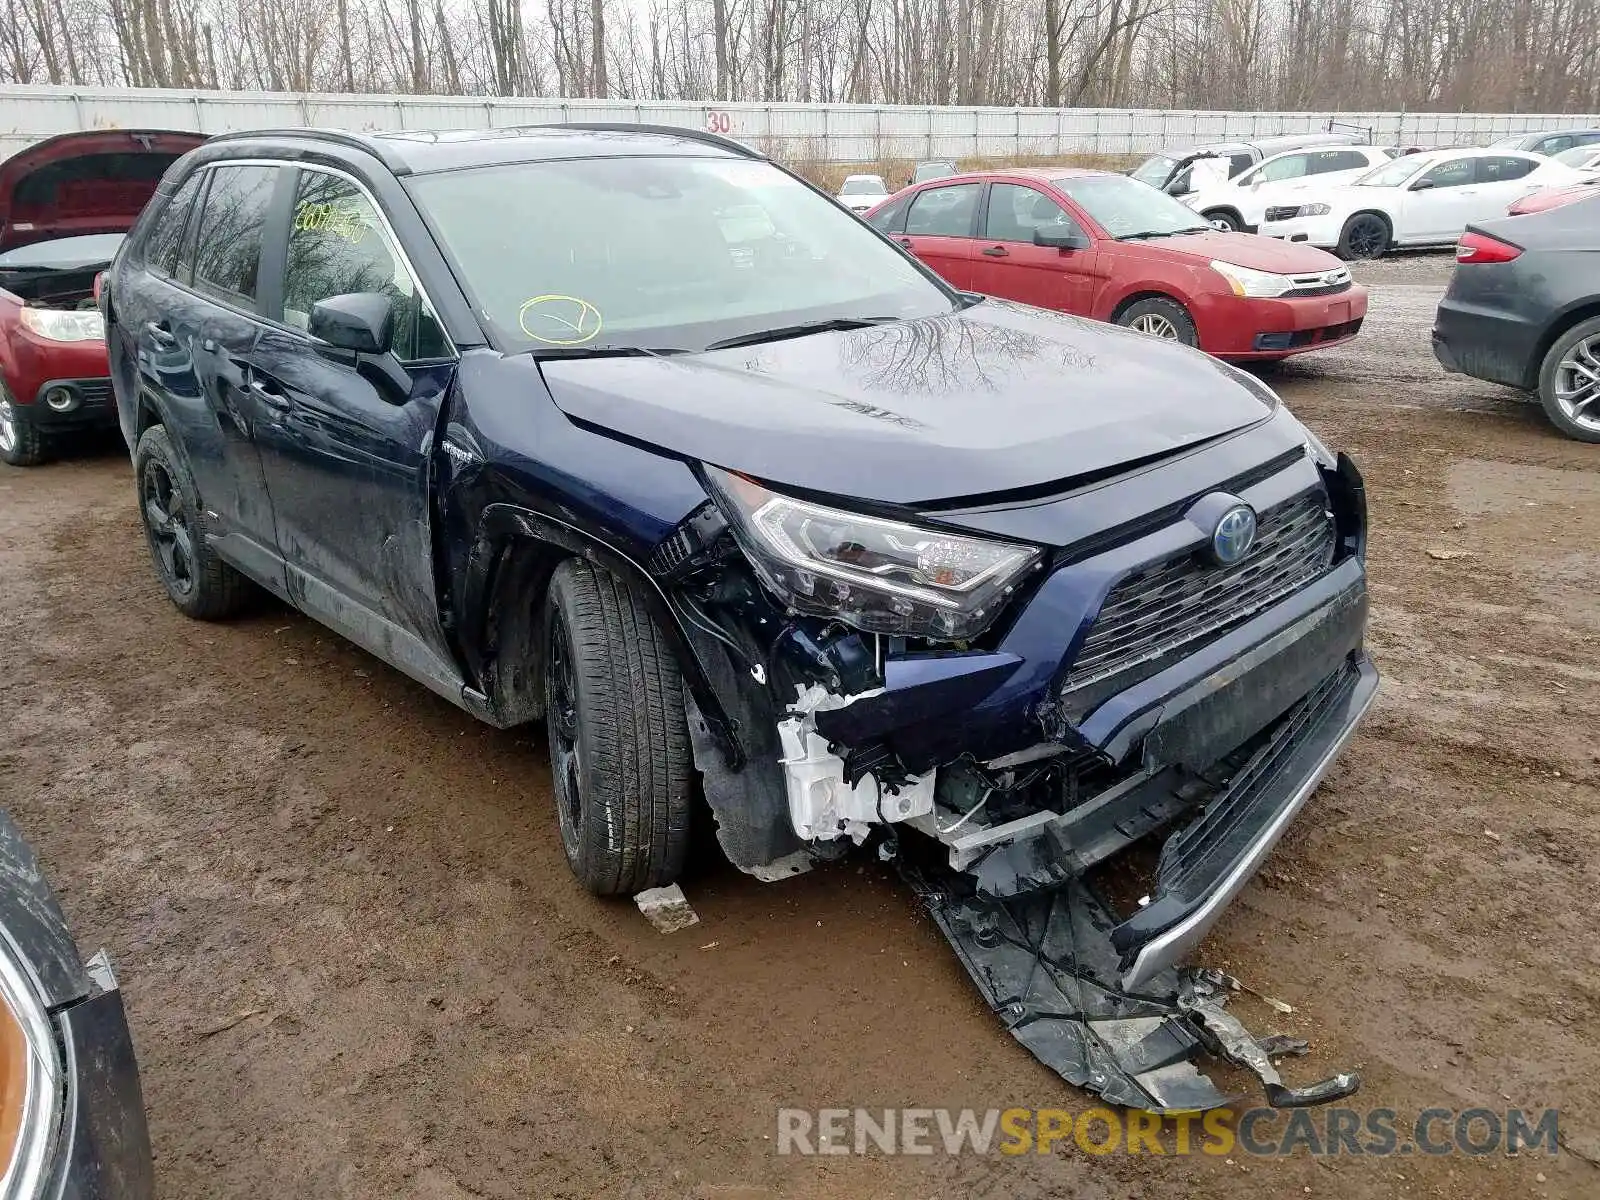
[142,171,205,278]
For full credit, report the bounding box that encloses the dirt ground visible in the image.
[1,254,1596,1199]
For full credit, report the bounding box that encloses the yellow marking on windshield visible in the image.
[519,295,604,345]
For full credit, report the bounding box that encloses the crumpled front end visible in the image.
[652,413,1376,1108]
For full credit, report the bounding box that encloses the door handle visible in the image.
[247,378,292,412]
[143,320,176,348]
[981,245,1010,257]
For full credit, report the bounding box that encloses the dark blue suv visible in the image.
[104,125,1377,1109]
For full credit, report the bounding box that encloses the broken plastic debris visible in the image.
[902,863,1359,1111]
[1221,972,1296,1014]
[634,884,700,933]
[1425,548,1473,561]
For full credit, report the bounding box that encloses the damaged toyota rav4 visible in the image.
[106,125,1377,1112]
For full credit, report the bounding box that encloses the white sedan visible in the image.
[836,174,889,212]
[1181,145,1399,232]
[1257,149,1584,260]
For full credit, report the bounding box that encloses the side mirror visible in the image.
[1034,227,1090,251]
[1409,178,1436,191]
[1165,180,1189,196]
[309,292,393,355]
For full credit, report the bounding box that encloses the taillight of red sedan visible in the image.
[1456,231,1522,264]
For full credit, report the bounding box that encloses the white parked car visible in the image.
[1257,149,1584,260]
[1552,146,1600,175]
[836,174,889,212]
[1181,145,1400,232]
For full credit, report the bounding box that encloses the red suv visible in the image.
[866,168,1368,361]
[0,129,204,466]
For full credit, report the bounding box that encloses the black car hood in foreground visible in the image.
[539,301,1274,506]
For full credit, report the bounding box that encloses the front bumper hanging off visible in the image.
[905,653,1378,1112]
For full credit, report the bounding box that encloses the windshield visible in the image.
[1488,135,1523,149]
[1555,146,1598,167]
[1354,157,1431,187]
[408,156,955,354]
[1130,155,1178,188]
[840,177,886,196]
[1057,174,1210,238]
[912,161,956,183]
[0,232,124,270]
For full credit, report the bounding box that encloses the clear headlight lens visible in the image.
[705,466,1042,639]
[1296,203,1332,217]
[0,929,62,1198]
[18,306,103,343]
[1210,260,1296,298]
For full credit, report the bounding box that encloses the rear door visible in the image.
[897,182,982,289]
[246,164,460,687]
[122,162,286,587]
[967,182,1098,314]
[1473,154,1541,212]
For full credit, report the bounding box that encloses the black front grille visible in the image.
[1063,491,1337,693]
[1288,280,1352,298]
[1265,205,1302,222]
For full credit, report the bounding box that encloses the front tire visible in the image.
[1203,209,1242,232]
[1537,316,1600,442]
[1116,297,1199,348]
[134,426,251,619]
[0,381,49,467]
[1336,213,1390,260]
[543,560,693,895]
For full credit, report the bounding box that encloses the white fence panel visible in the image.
[1,84,1597,164]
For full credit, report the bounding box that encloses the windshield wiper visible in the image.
[1117,226,1212,241]
[528,344,689,360]
[703,316,900,351]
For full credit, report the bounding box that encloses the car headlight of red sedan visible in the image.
[1210,260,1296,298]
[0,929,63,1197]
[18,306,104,343]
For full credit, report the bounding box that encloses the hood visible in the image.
[0,129,206,252]
[538,300,1275,506]
[1152,229,1346,273]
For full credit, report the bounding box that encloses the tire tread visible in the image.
[548,561,691,894]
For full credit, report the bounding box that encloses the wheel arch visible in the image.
[459,502,742,762]
[1109,289,1190,323]
[1528,300,1600,391]
[1343,208,1394,242]
[1201,205,1244,228]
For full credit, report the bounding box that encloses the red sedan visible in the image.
[1507,179,1600,216]
[1,129,203,466]
[865,168,1368,360]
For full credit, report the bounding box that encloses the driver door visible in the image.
[967,182,1098,314]
[246,165,462,691]
[1395,156,1479,243]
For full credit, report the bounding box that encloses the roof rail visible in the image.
[206,127,413,173]
[545,122,763,159]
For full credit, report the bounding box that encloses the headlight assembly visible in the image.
[18,306,103,343]
[704,466,1041,639]
[1296,203,1332,217]
[0,927,62,1198]
[1209,260,1296,298]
